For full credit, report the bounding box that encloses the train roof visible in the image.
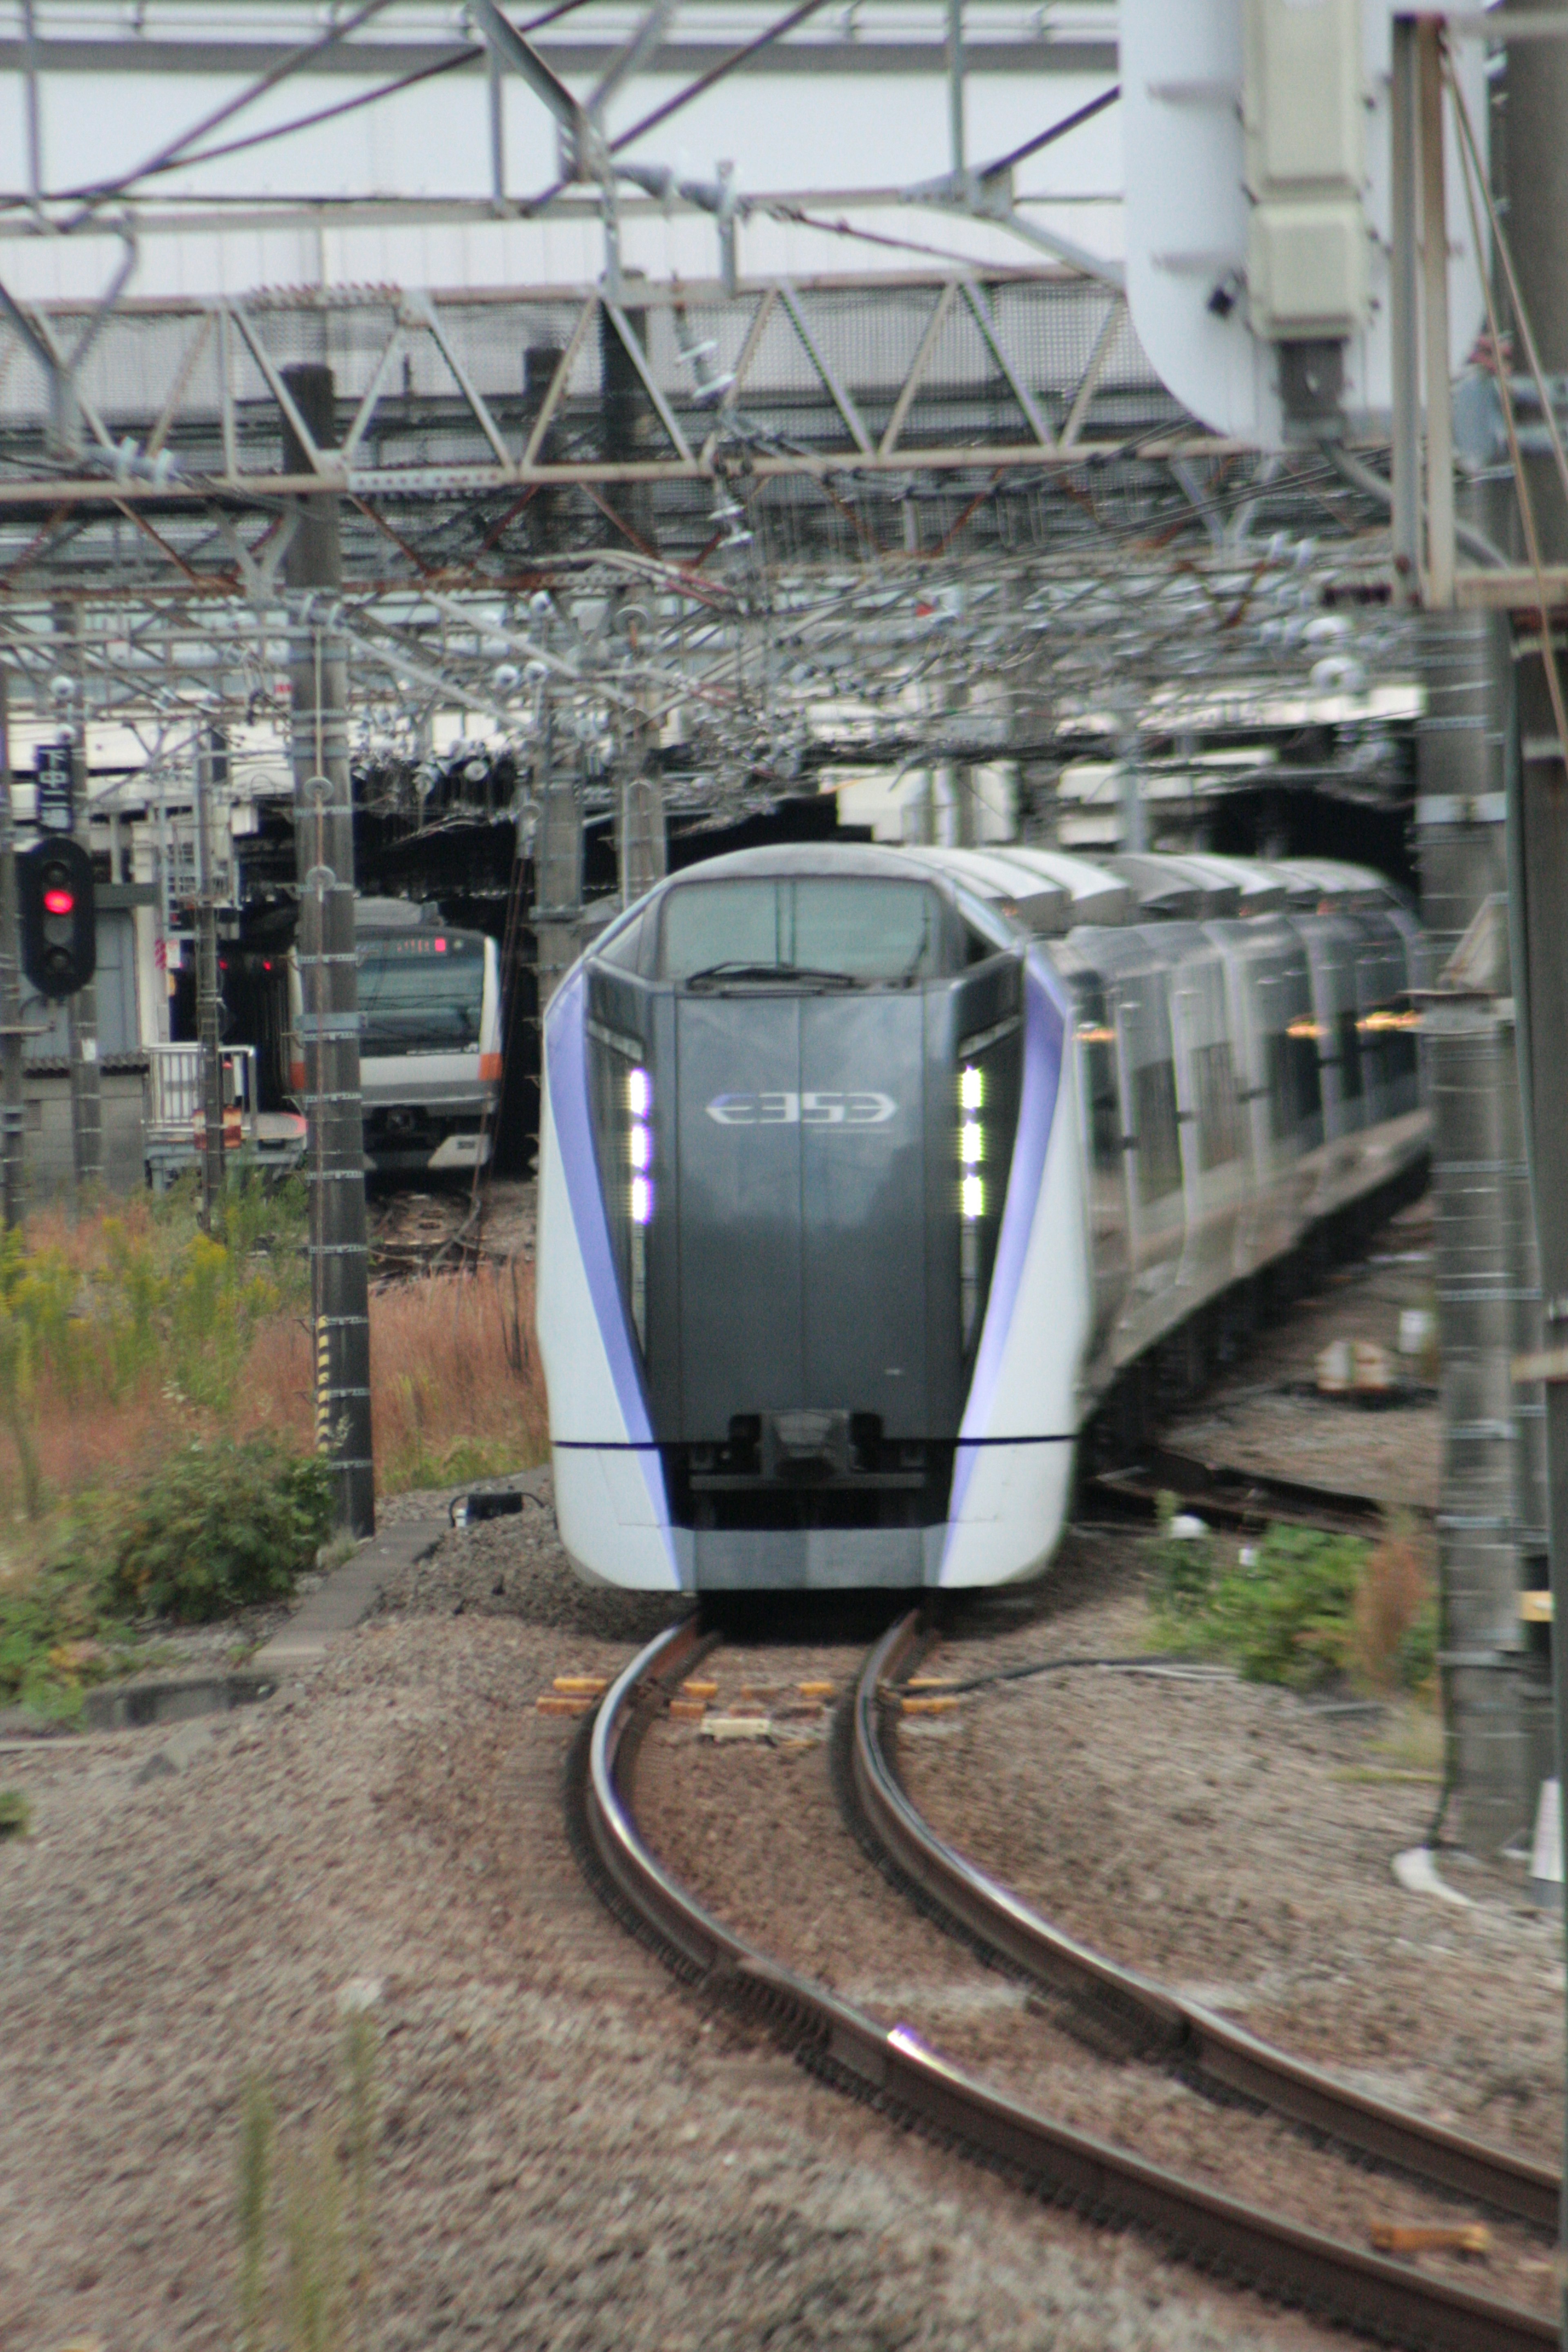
[606,844,1408,953]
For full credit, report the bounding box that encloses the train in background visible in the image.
[286,898,503,1179]
[536,842,1427,1594]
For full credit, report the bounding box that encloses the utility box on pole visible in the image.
[1243,0,1369,425]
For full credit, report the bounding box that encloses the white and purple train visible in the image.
[536,842,1427,1592]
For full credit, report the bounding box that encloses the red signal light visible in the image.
[42,886,74,916]
[434,936,447,952]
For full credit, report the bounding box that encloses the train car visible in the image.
[288,898,502,1178]
[536,843,1426,1593]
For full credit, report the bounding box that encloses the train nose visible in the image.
[671,991,932,1445]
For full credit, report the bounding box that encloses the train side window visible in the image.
[950,884,1019,965]
[1191,1039,1240,1170]
[1336,1006,1363,1100]
[1388,1002,1419,1088]
[1076,1009,1120,1174]
[1265,1032,1290,1142]
[1265,1025,1322,1141]
[1133,1060,1182,1204]
[1289,1023,1323,1128]
[1363,1000,1419,1095]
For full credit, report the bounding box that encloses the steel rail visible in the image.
[853,1611,1557,2233]
[577,1617,1554,2352]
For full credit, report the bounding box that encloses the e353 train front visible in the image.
[536,844,1091,1592]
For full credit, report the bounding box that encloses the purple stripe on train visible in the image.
[543,970,672,1537]
[943,951,1069,1548]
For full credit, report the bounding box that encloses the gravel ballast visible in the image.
[0,1515,1331,2352]
[4,1203,1553,2349]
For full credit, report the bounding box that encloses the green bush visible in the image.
[1150,1517,1372,1692]
[1204,1524,1368,1688]
[0,1789,29,1838]
[1147,1490,1218,1620]
[0,1561,120,1713]
[79,1437,336,1623]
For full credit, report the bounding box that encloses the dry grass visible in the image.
[0,1192,548,1519]
[370,1261,548,1490]
[247,1263,549,1494]
[1351,1515,1436,1695]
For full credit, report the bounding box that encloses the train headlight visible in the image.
[630,1121,653,1172]
[628,1067,651,1116]
[631,1174,654,1226]
[958,1065,985,1216]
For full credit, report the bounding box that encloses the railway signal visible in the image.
[18,837,95,1000]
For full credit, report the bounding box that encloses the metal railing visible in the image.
[144,1043,258,1152]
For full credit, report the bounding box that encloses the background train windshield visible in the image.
[357,933,483,1054]
[660,878,943,984]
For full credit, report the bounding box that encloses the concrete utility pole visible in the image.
[60,639,101,1191]
[1417,599,1545,1856]
[1496,8,1568,2335]
[0,673,25,1227]
[194,727,226,1232]
[533,717,584,1009]
[282,362,375,1537]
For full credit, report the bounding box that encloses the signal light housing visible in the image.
[20,837,95,1000]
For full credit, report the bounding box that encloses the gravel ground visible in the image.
[897,1533,1564,2163]
[1162,1196,1439,1509]
[633,1629,1557,2320]
[4,1510,1327,2352]
[4,1194,1550,2349]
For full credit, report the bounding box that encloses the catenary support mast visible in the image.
[282,363,375,1536]
[1495,6,1568,2339]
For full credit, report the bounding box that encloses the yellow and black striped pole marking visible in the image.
[315,1316,333,1448]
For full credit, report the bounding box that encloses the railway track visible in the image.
[1085,1444,1428,1537]
[575,1613,1556,2352]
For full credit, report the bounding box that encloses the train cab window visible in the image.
[596,905,653,973]
[662,880,780,976]
[357,933,483,1053]
[795,879,942,979]
[1191,1039,1240,1170]
[1133,1059,1182,1205]
[660,878,945,984]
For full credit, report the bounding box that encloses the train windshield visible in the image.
[357,933,483,1054]
[662,878,943,986]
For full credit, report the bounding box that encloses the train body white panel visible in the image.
[938,1026,1091,1587]
[537,1063,680,1591]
